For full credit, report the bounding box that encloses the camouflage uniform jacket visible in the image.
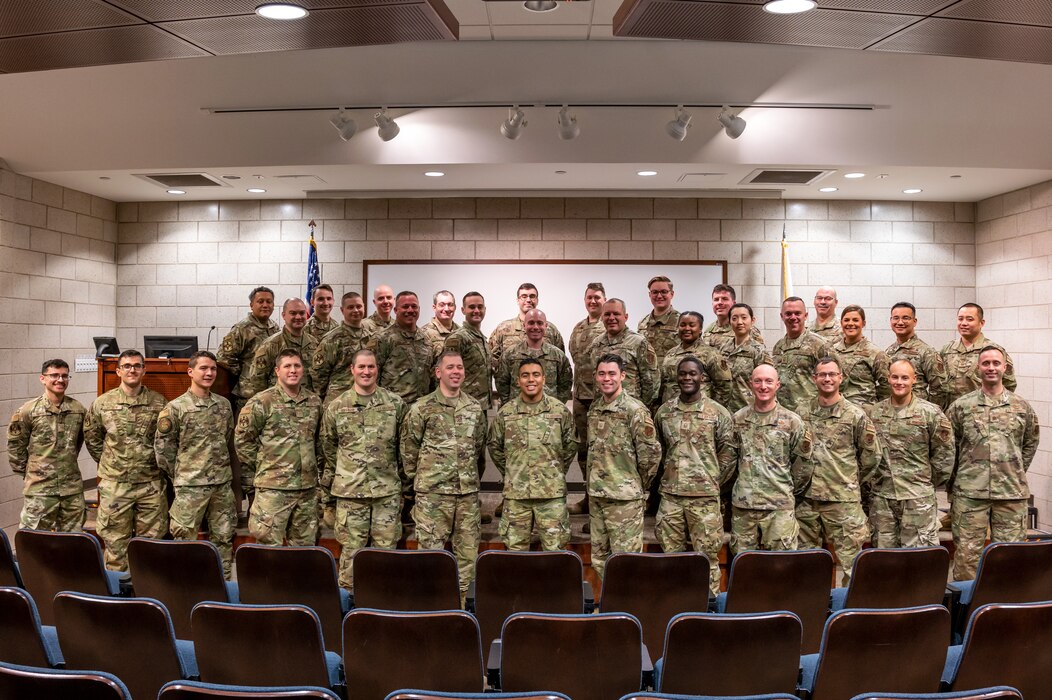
[885,335,948,405]
[947,389,1039,501]
[489,316,565,373]
[444,324,491,405]
[868,396,954,500]
[569,316,605,400]
[240,328,318,401]
[155,390,233,486]
[586,328,660,407]
[586,391,661,501]
[7,395,86,497]
[659,340,733,406]
[496,340,573,405]
[810,317,843,342]
[304,315,338,343]
[488,393,578,499]
[703,320,765,348]
[831,337,891,407]
[940,333,1017,408]
[217,314,279,398]
[721,338,774,413]
[401,391,487,495]
[361,311,393,336]
[637,307,680,363]
[367,324,437,404]
[311,322,371,405]
[772,331,833,414]
[84,386,167,483]
[731,403,812,511]
[800,397,882,503]
[655,396,736,498]
[420,318,460,357]
[319,387,407,499]
[235,385,322,492]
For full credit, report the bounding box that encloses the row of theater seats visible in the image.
[1,529,1051,699]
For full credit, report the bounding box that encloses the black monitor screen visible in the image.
[93,336,120,358]
[144,335,199,359]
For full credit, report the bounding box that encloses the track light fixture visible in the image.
[665,106,692,141]
[500,106,527,140]
[374,108,400,142]
[717,106,746,139]
[329,109,358,141]
[556,106,579,141]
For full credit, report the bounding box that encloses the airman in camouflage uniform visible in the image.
[235,350,323,546]
[772,297,833,414]
[420,290,460,356]
[488,358,578,551]
[655,356,737,595]
[304,284,338,343]
[810,287,843,342]
[637,276,680,362]
[886,302,948,405]
[312,291,372,408]
[361,284,395,336]
[730,364,812,553]
[586,299,660,408]
[659,312,733,406]
[569,283,607,471]
[443,292,491,405]
[796,357,882,584]
[84,351,168,570]
[217,286,278,406]
[704,284,764,348]
[947,346,1039,580]
[155,351,237,578]
[240,298,318,400]
[587,354,662,579]
[940,303,1016,409]
[8,359,87,531]
[868,360,954,548]
[320,349,407,588]
[832,306,891,408]
[367,292,437,405]
[721,303,774,413]
[489,283,566,374]
[496,310,572,405]
[401,350,488,601]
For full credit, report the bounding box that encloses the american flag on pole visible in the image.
[305,220,320,313]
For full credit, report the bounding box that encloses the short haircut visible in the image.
[815,356,842,373]
[604,298,627,313]
[596,353,625,371]
[729,302,754,319]
[351,348,376,365]
[436,349,463,364]
[585,282,606,295]
[648,275,673,291]
[395,291,418,304]
[677,355,703,372]
[275,348,302,367]
[889,358,917,374]
[282,297,306,312]
[249,286,274,302]
[462,291,485,304]
[841,304,866,322]
[782,296,805,307]
[117,349,145,362]
[341,291,363,303]
[41,358,69,374]
[959,303,984,320]
[679,310,704,326]
[978,345,1006,361]
[432,289,455,305]
[891,301,916,316]
[712,284,737,300]
[518,357,545,374]
[312,284,333,299]
[188,350,217,369]
[517,283,538,295]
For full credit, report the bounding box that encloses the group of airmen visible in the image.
[6,277,1040,601]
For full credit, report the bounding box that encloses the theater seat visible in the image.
[0,586,64,668]
[0,660,131,700]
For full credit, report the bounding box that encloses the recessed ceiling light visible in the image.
[555,170,567,175]
[524,0,558,11]
[247,188,266,193]
[167,189,186,195]
[224,175,241,180]
[763,0,817,14]
[255,3,308,20]
[844,172,865,179]
[637,170,658,177]
[424,171,445,177]
[819,187,838,193]
[903,188,923,194]
[99,176,111,180]
[950,174,962,179]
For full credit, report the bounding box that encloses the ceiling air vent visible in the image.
[135,172,228,188]
[741,169,834,186]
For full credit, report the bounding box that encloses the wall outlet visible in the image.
[75,355,97,373]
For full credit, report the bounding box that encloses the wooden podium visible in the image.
[97,357,233,401]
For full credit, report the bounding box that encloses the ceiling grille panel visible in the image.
[937,0,1052,26]
[104,0,421,22]
[871,17,1052,64]
[0,0,139,38]
[0,24,208,73]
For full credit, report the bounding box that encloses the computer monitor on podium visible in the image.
[144,335,199,359]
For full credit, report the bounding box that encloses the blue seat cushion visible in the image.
[955,579,976,605]
[799,652,819,691]
[339,588,351,613]
[40,625,64,667]
[324,650,342,686]
[653,657,664,690]
[942,644,964,686]
[104,569,123,596]
[714,591,727,613]
[175,639,199,679]
[830,587,849,612]
[224,581,240,603]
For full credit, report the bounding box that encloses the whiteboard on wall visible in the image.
[363,261,727,344]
